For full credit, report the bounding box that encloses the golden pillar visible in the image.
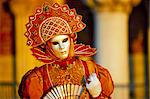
[10,0,65,83]
[0,0,13,83]
[85,0,141,99]
[148,10,150,94]
[148,26,150,99]
[148,26,150,98]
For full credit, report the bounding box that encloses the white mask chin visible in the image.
[50,35,70,60]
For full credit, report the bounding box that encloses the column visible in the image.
[95,5,129,99]
[148,26,150,98]
[84,0,141,99]
[0,0,14,97]
[10,0,65,86]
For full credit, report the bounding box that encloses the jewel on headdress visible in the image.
[27,40,32,45]
[69,9,76,16]
[79,23,83,28]
[53,3,60,8]
[24,32,29,37]
[61,5,69,12]
[63,6,67,11]
[36,9,41,13]
[26,23,31,28]
[76,15,82,20]
[29,16,35,20]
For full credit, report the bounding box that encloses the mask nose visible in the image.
[59,42,65,49]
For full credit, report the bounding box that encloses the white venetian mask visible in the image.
[48,35,70,60]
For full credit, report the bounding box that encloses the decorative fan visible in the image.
[43,84,83,99]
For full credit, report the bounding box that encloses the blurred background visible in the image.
[0,0,149,99]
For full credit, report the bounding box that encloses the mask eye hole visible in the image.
[52,42,59,45]
[62,38,68,43]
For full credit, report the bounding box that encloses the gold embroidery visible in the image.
[48,59,84,86]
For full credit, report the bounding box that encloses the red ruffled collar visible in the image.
[31,44,96,64]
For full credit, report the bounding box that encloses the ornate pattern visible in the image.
[39,17,71,42]
[47,59,85,86]
[24,3,86,47]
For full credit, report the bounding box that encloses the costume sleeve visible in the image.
[95,64,114,99]
[18,68,43,99]
[82,59,114,99]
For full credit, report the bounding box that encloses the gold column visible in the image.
[148,27,150,98]
[131,32,146,98]
[0,1,13,82]
[85,0,141,99]
[10,0,65,83]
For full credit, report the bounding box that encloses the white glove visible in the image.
[86,73,102,98]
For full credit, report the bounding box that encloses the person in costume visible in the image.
[18,3,114,99]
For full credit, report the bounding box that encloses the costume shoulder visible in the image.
[79,56,96,74]
[95,64,114,98]
[18,66,45,98]
[79,56,93,61]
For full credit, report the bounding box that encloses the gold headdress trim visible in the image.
[25,3,86,47]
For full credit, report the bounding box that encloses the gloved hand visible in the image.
[86,73,102,98]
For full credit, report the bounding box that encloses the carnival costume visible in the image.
[18,3,114,99]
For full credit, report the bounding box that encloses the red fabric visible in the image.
[18,59,114,98]
[95,64,114,98]
[81,61,90,83]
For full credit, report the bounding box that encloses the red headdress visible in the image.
[25,3,86,47]
[24,3,96,63]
